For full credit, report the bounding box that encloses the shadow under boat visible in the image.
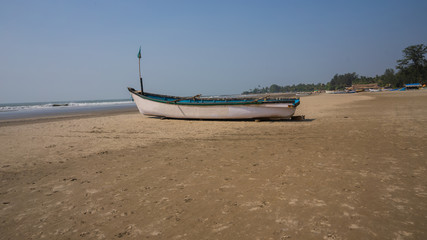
[147,115,315,122]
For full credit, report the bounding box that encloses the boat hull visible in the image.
[129,90,298,120]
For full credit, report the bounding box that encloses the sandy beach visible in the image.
[1,90,426,239]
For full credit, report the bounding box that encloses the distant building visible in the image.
[404,83,422,90]
[351,83,379,92]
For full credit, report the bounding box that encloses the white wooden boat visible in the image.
[128,88,300,120]
[129,48,300,120]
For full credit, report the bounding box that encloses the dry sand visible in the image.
[1,90,426,239]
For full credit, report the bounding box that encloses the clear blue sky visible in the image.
[1,0,426,103]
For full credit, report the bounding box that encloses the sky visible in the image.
[1,0,426,103]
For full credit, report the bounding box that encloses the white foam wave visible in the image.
[0,100,133,112]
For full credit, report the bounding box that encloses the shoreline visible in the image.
[0,104,137,126]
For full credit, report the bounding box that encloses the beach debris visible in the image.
[63,177,77,182]
[52,103,69,107]
[184,195,193,202]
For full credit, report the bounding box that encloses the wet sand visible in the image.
[1,91,426,239]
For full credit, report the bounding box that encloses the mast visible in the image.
[138,47,143,93]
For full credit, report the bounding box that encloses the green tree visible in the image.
[396,44,427,83]
[269,84,281,93]
[381,68,396,87]
[329,73,358,90]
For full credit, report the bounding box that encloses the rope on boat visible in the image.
[167,94,201,103]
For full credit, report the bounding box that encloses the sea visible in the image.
[0,99,136,121]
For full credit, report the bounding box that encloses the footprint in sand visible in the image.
[86,189,99,194]
[212,223,231,233]
[349,224,360,229]
[288,198,298,205]
[304,199,326,207]
[394,230,413,239]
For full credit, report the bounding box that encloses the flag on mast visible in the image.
[138,47,142,59]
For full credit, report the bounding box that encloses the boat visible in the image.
[128,88,300,120]
[368,88,381,92]
[325,90,347,94]
[127,47,300,120]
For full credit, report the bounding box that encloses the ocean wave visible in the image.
[0,100,133,112]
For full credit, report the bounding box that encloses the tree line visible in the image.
[243,44,427,94]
